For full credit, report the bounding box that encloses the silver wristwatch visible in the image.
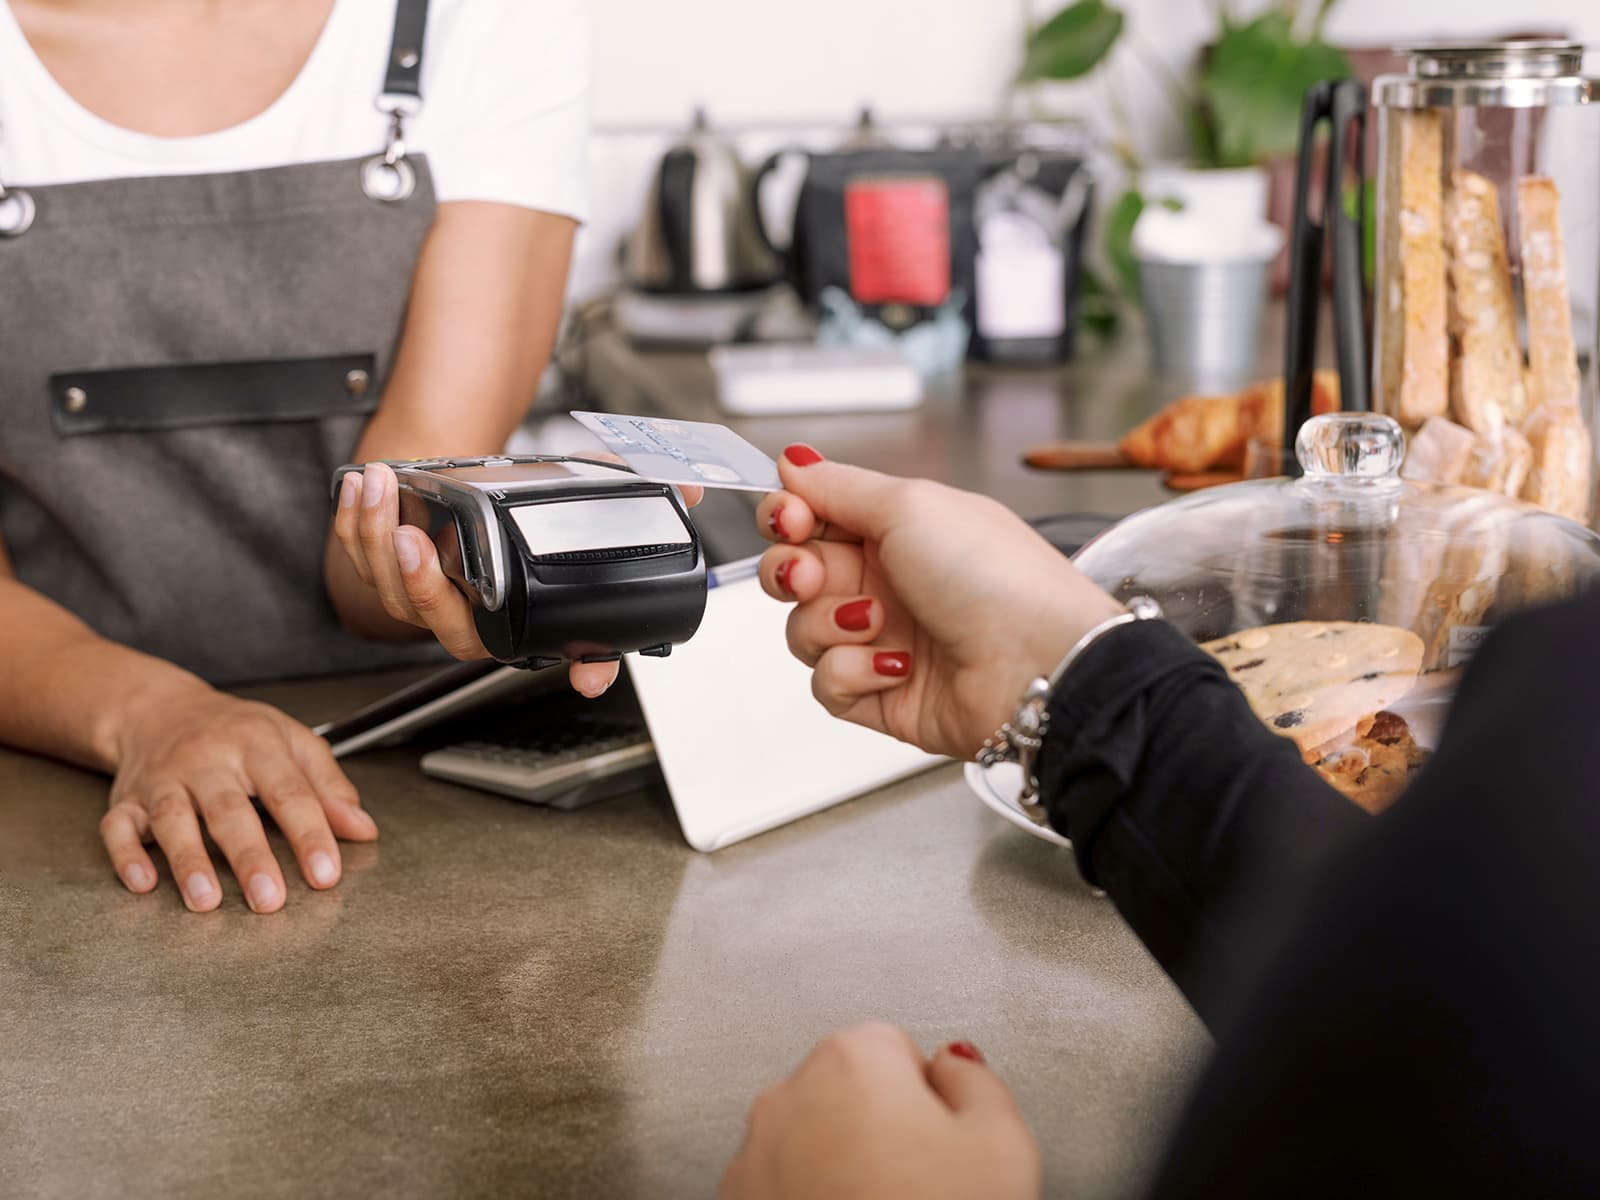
[977,596,1163,808]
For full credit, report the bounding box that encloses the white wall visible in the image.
[589,0,1031,127]
[574,0,1600,297]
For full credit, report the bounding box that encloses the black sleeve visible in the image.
[1145,595,1600,1196]
[1036,619,1368,1028]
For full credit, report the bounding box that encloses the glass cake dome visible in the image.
[1072,413,1600,811]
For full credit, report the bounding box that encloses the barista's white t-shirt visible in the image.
[0,0,590,220]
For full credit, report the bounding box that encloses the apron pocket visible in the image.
[50,354,378,436]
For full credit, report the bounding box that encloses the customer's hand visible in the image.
[100,683,377,913]
[720,1023,1040,1200]
[756,446,1123,758]
[334,461,701,698]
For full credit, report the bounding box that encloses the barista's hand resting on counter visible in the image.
[755,445,1122,757]
[0,551,374,915]
[334,461,703,698]
[103,687,376,915]
[720,1024,1038,1200]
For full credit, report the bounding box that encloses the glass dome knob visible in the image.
[1296,413,1406,482]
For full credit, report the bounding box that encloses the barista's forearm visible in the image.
[0,578,210,773]
[321,201,572,636]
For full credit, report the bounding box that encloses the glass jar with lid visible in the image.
[1074,413,1600,812]
[1371,42,1598,524]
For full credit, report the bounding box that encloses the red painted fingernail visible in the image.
[769,504,789,540]
[834,599,872,631]
[873,651,911,677]
[946,1041,985,1064]
[775,559,795,595]
[783,443,824,467]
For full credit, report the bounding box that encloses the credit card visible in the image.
[572,412,782,493]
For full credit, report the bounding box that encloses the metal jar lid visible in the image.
[1373,40,1597,109]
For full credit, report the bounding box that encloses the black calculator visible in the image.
[419,681,661,810]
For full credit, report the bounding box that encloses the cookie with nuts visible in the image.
[1311,710,1432,815]
[1201,622,1426,761]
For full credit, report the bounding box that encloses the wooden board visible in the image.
[1022,441,1134,471]
[1161,469,1243,493]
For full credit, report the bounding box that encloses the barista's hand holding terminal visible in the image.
[331,462,705,696]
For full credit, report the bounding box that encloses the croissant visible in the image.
[1119,371,1341,473]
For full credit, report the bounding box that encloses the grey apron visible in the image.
[0,0,452,684]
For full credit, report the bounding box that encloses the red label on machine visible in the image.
[843,176,951,306]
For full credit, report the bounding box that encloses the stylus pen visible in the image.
[707,553,763,589]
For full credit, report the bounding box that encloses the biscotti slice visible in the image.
[1202,622,1425,760]
[1379,110,1448,428]
[1499,425,1534,497]
[1517,177,1582,411]
[1462,425,1533,496]
[1377,492,1505,667]
[1401,415,1477,485]
[1445,170,1524,432]
[1521,403,1594,521]
[1415,503,1511,671]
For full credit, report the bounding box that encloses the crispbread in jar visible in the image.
[1368,42,1600,527]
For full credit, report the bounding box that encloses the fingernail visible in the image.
[360,464,384,508]
[834,599,872,632]
[768,504,789,540]
[873,651,911,677]
[124,863,152,891]
[185,872,216,906]
[352,807,379,836]
[783,443,824,467]
[775,559,795,595]
[308,852,338,888]
[247,874,281,911]
[946,1041,985,1064]
[392,529,420,573]
[338,474,359,509]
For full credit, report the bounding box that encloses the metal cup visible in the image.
[1137,255,1271,393]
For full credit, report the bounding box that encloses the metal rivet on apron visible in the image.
[0,186,36,239]
[345,369,371,395]
[360,155,417,205]
[63,386,88,413]
[396,49,419,70]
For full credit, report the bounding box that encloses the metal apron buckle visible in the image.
[0,179,36,238]
[361,99,419,205]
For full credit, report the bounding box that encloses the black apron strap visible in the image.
[382,0,432,107]
[365,0,432,203]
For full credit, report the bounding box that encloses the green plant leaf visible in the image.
[1077,266,1123,341]
[1343,176,1377,287]
[1198,13,1350,166]
[1105,187,1145,303]
[1187,103,1221,170]
[1018,0,1126,82]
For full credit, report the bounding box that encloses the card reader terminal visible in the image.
[332,455,706,668]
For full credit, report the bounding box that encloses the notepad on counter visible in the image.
[625,575,941,851]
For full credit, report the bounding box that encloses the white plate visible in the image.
[964,761,1072,848]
